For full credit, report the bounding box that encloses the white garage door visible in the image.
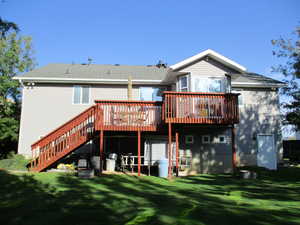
[257,134,277,170]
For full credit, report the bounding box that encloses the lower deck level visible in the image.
[74,125,235,175]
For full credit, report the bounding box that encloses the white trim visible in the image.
[232,82,285,88]
[170,49,247,72]
[12,76,163,84]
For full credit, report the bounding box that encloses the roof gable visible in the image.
[170,49,247,72]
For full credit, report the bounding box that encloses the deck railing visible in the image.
[30,106,97,171]
[95,100,162,131]
[163,91,239,124]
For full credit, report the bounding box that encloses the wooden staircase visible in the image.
[30,106,99,172]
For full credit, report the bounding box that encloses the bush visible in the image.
[0,153,29,171]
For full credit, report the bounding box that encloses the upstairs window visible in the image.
[193,77,228,93]
[178,75,189,92]
[140,87,165,101]
[73,86,90,104]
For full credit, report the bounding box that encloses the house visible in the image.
[13,49,285,175]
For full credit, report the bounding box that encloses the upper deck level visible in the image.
[94,92,239,132]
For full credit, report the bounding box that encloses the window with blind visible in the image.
[73,86,90,104]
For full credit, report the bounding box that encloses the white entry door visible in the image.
[257,134,277,170]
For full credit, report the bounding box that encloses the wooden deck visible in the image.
[30,92,239,173]
[163,91,239,124]
[95,100,162,132]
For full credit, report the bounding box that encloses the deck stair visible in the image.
[30,106,99,172]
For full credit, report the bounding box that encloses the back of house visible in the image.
[14,49,285,174]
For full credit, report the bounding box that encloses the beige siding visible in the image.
[179,58,236,77]
[18,84,141,157]
[234,88,283,166]
[177,57,283,167]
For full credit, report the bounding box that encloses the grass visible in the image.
[0,167,300,225]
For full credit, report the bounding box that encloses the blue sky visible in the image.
[1,0,299,80]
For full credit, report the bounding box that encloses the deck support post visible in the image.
[31,149,33,169]
[231,125,237,171]
[175,131,179,177]
[138,130,141,176]
[100,129,104,173]
[168,123,172,178]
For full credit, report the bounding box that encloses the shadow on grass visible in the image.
[0,168,300,225]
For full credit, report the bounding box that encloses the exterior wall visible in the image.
[177,57,283,168]
[178,127,233,174]
[18,83,141,157]
[144,127,232,174]
[233,88,283,166]
[179,58,237,77]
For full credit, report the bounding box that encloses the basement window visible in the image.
[202,135,210,144]
[218,135,226,143]
[185,135,194,144]
[73,86,90,104]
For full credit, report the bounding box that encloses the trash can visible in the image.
[91,156,102,174]
[106,159,116,172]
[158,158,169,178]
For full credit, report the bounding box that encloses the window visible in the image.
[202,135,210,144]
[218,135,226,143]
[73,86,90,104]
[140,87,165,101]
[232,90,243,106]
[193,77,227,93]
[178,76,189,92]
[185,135,194,144]
[209,79,222,92]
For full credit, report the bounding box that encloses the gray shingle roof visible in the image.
[231,72,285,86]
[15,64,285,87]
[15,63,171,81]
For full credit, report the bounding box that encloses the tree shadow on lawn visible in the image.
[0,170,300,225]
[178,167,300,202]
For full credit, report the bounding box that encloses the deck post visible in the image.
[31,149,33,169]
[100,129,104,173]
[168,123,172,178]
[138,130,141,176]
[175,131,179,177]
[231,125,237,171]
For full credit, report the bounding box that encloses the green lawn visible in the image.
[0,168,300,225]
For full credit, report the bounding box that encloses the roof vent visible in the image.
[156,60,167,68]
[65,68,70,74]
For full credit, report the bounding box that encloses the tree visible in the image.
[272,26,300,130]
[0,22,35,158]
[0,17,19,38]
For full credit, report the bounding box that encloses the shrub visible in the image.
[0,153,29,171]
